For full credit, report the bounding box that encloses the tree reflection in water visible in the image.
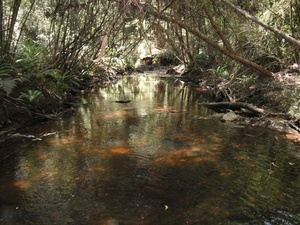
[0,75,299,225]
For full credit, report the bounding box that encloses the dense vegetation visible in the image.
[1,0,300,130]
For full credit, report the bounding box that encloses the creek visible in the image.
[0,74,299,224]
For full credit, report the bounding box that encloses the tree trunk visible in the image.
[0,0,4,54]
[202,5,235,53]
[222,0,300,48]
[146,6,273,77]
[200,102,266,115]
[13,0,36,53]
[4,0,21,54]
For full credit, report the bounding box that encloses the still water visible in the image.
[0,75,299,225]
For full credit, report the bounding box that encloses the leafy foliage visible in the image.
[19,90,43,104]
[0,0,300,125]
[0,78,18,96]
[0,59,22,95]
[15,39,44,75]
[236,75,255,89]
[209,66,230,79]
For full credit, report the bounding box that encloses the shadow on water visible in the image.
[0,75,299,224]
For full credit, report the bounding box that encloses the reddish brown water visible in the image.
[0,75,299,224]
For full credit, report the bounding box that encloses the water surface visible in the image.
[0,75,299,224]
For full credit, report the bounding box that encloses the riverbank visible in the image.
[176,64,300,142]
[1,64,300,143]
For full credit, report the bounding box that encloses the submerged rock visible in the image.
[222,111,239,122]
[115,100,131,103]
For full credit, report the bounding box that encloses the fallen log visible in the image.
[199,102,266,115]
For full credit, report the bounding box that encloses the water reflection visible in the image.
[0,75,299,224]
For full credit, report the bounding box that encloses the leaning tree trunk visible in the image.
[222,0,300,48]
[202,5,235,53]
[147,6,273,77]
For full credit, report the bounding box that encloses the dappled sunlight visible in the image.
[38,153,48,160]
[188,146,204,151]
[171,133,223,154]
[208,143,223,152]
[230,143,244,149]
[209,133,223,143]
[1,76,299,225]
[86,167,107,173]
[96,110,137,120]
[33,171,58,180]
[234,155,248,161]
[79,146,92,155]
[220,171,233,177]
[218,165,235,177]
[12,141,79,204]
[79,146,105,156]
[57,137,81,145]
[45,135,86,148]
[98,76,161,103]
[109,147,131,155]
[153,106,170,113]
[154,148,217,167]
[14,181,31,190]
[129,139,146,148]
[172,133,205,144]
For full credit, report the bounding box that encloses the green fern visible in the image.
[0,64,14,78]
[236,75,255,88]
[0,78,17,95]
[0,57,18,95]
[15,39,44,75]
[19,90,42,103]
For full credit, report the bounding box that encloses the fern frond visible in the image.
[0,78,17,95]
[0,64,14,78]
